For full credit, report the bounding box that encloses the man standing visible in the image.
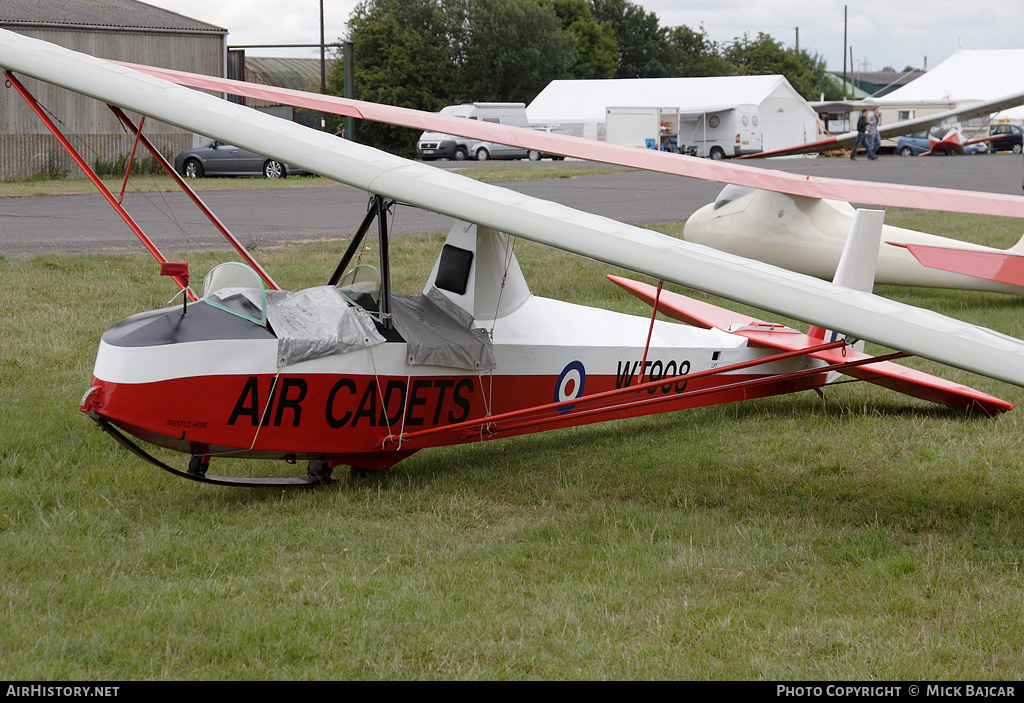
[866,107,881,160]
[851,109,869,160]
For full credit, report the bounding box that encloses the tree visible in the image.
[456,0,576,102]
[540,0,618,80]
[589,0,669,78]
[724,32,843,101]
[663,24,734,77]
[330,0,457,156]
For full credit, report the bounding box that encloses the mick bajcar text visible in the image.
[777,685,1015,698]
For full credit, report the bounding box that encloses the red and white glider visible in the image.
[1,29,1022,485]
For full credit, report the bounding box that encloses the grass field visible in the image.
[0,164,627,198]
[2,208,1024,680]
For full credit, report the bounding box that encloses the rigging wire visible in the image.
[38,97,236,263]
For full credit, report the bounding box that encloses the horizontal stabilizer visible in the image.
[889,242,1024,288]
[609,276,1013,415]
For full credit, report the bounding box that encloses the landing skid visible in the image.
[89,413,337,487]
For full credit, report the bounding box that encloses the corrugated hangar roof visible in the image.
[0,0,225,34]
[245,57,331,93]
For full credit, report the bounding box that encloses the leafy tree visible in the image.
[663,24,734,77]
[456,0,576,102]
[589,0,669,78]
[330,0,456,156]
[540,0,618,79]
[724,32,796,75]
[724,32,843,101]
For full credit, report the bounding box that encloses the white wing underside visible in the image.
[2,29,1023,387]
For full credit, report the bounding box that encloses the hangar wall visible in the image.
[1,26,225,180]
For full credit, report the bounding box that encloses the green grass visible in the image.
[3,210,1024,679]
[0,165,626,198]
[450,164,629,182]
[0,174,346,198]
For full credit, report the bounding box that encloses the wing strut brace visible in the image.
[5,70,279,293]
[328,194,395,330]
[383,341,910,448]
[107,105,279,290]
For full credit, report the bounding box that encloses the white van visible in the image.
[417,103,529,161]
[677,105,763,159]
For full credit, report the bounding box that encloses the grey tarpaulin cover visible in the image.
[207,285,493,370]
[208,286,387,367]
[391,288,496,371]
[265,286,387,367]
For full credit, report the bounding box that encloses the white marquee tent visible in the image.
[872,47,1024,122]
[526,75,821,152]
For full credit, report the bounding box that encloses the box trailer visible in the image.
[605,106,680,151]
[605,105,763,159]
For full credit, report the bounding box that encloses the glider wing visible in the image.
[891,242,1024,287]
[744,89,1024,159]
[109,59,1024,220]
[3,29,1024,389]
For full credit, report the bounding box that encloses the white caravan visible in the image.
[417,103,529,161]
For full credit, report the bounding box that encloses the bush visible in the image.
[92,154,163,178]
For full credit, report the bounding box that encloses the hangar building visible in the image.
[0,0,226,180]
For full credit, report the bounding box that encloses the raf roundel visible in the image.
[555,361,586,413]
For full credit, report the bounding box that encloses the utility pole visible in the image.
[842,5,848,99]
[319,0,326,94]
[850,47,855,94]
[320,0,326,130]
[344,41,354,141]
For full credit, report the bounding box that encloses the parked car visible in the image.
[416,103,530,161]
[174,141,307,178]
[526,125,569,161]
[463,138,528,161]
[896,131,988,156]
[988,124,1023,153]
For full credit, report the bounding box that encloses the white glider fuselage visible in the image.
[683,187,1024,295]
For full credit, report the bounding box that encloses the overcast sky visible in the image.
[144,0,1023,73]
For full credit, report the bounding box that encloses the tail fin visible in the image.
[808,209,885,351]
[809,209,884,384]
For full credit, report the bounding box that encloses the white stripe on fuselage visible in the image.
[92,296,806,384]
